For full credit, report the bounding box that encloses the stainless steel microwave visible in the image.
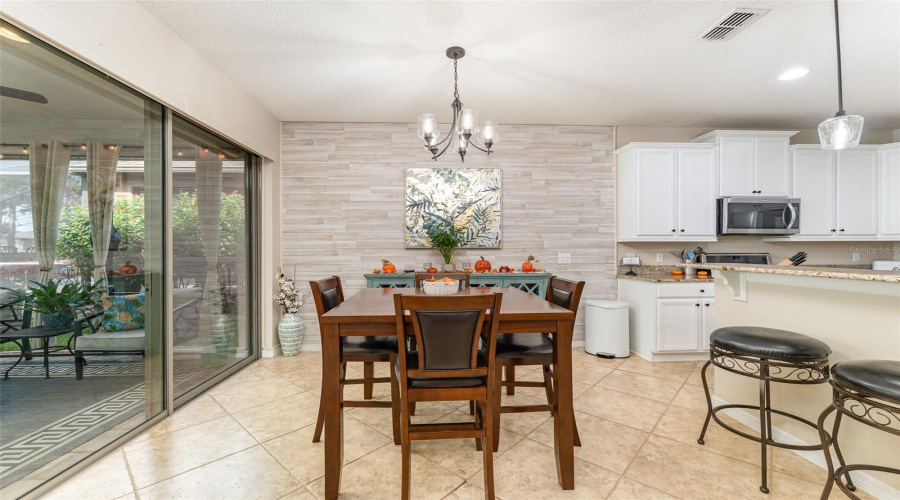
[717,197,800,235]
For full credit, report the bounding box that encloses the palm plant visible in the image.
[425,219,462,265]
[3,279,102,329]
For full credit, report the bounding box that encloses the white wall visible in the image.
[1,0,280,160]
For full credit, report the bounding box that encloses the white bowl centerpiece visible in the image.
[422,278,460,296]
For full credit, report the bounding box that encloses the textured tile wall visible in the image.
[281,122,616,347]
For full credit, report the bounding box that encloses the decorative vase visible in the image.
[278,313,305,357]
[43,312,75,331]
[443,262,456,271]
[211,313,238,358]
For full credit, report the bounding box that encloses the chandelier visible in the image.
[417,47,498,162]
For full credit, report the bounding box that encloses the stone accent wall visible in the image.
[281,122,616,348]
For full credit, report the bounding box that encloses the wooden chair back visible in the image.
[546,277,586,316]
[309,276,345,322]
[414,272,471,289]
[393,293,502,381]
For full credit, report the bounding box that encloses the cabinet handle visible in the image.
[695,303,700,307]
[705,303,710,307]
[680,229,685,232]
[840,229,845,232]
[831,229,836,232]
[700,289,705,293]
[671,229,676,233]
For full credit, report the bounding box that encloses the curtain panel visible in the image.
[86,142,120,290]
[196,148,224,342]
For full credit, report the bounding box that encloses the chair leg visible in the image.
[697,361,713,445]
[818,404,838,500]
[363,361,374,400]
[468,400,475,416]
[474,402,483,451]
[75,353,84,380]
[401,401,412,500]
[542,364,554,404]
[312,379,326,443]
[410,402,416,416]
[505,364,516,395]
[389,355,401,445]
[758,376,769,494]
[830,410,856,491]
[492,362,502,452]
[481,400,496,500]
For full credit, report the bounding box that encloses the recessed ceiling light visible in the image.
[778,68,811,81]
[0,27,30,44]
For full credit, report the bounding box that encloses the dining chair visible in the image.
[490,276,585,451]
[393,292,502,500]
[309,276,400,444]
[413,272,471,288]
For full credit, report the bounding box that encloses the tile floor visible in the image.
[44,350,859,500]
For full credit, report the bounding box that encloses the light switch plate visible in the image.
[622,257,641,265]
[656,253,664,263]
[852,252,860,262]
[558,253,572,264]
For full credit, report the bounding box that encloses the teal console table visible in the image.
[364,272,552,298]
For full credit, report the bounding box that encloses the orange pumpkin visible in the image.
[381,259,396,273]
[426,267,438,273]
[119,261,137,274]
[475,256,491,272]
[522,255,539,272]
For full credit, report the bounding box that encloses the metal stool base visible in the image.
[699,403,831,451]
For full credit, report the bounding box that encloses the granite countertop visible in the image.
[617,272,714,283]
[680,263,900,283]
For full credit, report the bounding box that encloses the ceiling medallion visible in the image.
[417,47,498,162]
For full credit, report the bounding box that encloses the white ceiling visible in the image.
[138,0,900,130]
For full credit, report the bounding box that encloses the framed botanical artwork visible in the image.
[404,167,502,248]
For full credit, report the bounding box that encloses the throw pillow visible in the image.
[101,294,146,332]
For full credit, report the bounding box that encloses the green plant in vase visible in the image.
[3,279,101,330]
[425,219,462,270]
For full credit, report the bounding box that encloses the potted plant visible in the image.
[3,279,101,330]
[425,219,462,271]
[275,270,306,357]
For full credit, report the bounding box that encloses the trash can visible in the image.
[584,300,630,358]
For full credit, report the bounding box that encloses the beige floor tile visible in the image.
[307,444,464,499]
[279,487,316,500]
[112,493,137,500]
[574,387,668,432]
[211,375,304,413]
[568,359,615,385]
[495,393,554,437]
[342,376,394,401]
[596,370,684,404]
[132,395,228,444]
[653,405,764,466]
[573,348,626,368]
[685,361,714,388]
[616,357,696,383]
[766,472,831,499]
[769,447,828,486]
[263,419,391,485]
[347,400,453,439]
[137,445,300,499]
[44,450,134,500]
[442,481,491,500]
[124,415,257,488]
[474,438,620,500]
[669,382,710,412]
[232,391,321,442]
[607,477,678,499]
[529,411,648,474]
[210,362,280,394]
[626,434,777,499]
[510,368,594,401]
[258,353,320,375]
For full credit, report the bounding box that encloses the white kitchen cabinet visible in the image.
[619,278,714,362]
[692,130,796,197]
[788,145,879,240]
[878,143,900,239]
[616,143,717,242]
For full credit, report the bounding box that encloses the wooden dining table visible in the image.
[319,286,577,499]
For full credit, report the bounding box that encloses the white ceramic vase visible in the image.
[278,312,305,357]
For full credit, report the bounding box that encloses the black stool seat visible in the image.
[342,336,397,356]
[832,360,900,401]
[711,326,831,360]
[495,333,552,358]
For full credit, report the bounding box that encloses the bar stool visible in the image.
[697,326,833,494]
[818,360,900,499]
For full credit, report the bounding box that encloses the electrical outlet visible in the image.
[852,252,860,262]
[558,253,571,264]
[656,253,664,263]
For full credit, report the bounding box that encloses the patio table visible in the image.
[319,286,577,499]
[1,326,75,379]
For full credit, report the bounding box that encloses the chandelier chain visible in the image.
[453,59,459,101]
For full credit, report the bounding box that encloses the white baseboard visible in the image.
[261,345,281,358]
[572,340,585,348]
[711,395,898,500]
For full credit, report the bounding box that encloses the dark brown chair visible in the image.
[394,293,502,500]
[490,276,585,451]
[310,276,400,444]
[414,272,471,288]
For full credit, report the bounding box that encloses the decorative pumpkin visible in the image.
[475,256,491,272]
[499,265,511,273]
[426,267,438,273]
[119,261,137,274]
[372,268,381,274]
[522,255,539,272]
[381,259,396,273]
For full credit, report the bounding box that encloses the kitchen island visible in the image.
[683,263,900,497]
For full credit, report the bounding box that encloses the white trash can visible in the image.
[584,300,630,358]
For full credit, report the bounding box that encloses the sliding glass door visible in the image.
[0,20,258,498]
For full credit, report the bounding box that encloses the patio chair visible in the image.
[73,294,146,380]
[0,291,33,360]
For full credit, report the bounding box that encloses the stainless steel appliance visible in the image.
[717,197,800,235]
[700,253,771,265]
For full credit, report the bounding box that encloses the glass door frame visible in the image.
[1,16,263,498]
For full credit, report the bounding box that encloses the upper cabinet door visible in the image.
[635,149,677,237]
[718,137,755,196]
[754,138,792,196]
[677,149,717,238]
[878,145,900,238]
[836,149,878,236]
[792,149,836,236]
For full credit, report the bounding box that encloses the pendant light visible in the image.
[818,0,863,150]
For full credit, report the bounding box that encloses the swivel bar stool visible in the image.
[818,360,900,499]
[697,326,833,494]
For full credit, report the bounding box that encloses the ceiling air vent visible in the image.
[698,8,770,41]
